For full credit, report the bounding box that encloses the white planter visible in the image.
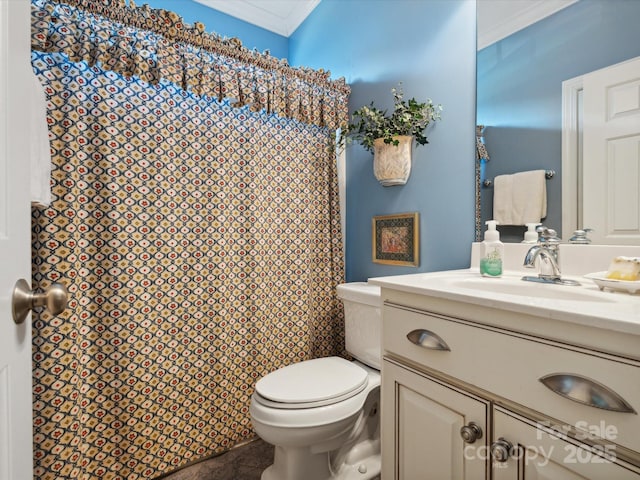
[373,135,414,186]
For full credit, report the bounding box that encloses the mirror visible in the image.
[476,0,640,243]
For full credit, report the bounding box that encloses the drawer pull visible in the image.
[406,329,450,351]
[540,373,637,414]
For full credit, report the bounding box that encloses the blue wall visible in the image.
[139,0,288,58]
[290,0,477,281]
[477,0,640,241]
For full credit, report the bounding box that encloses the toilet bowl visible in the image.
[249,282,382,480]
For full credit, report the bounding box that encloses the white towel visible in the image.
[493,170,547,225]
[30,71,52,207]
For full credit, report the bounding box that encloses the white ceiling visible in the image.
[193,0,320,37]
[194,0,579,48]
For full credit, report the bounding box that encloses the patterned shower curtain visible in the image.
[30,1,347,478]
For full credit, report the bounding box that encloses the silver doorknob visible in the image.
[12,279,68,324]
[460,422,483,444]
[490,438,514,463]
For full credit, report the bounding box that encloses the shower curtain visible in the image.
[30,1,349,478]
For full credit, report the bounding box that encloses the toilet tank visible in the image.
[336,282,381,370]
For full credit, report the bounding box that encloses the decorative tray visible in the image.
[584,272,640,294]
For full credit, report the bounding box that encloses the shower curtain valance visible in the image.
[31,0,350,131]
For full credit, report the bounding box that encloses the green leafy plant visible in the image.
[342,84,443,153]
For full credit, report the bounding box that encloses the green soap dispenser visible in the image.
[480,220,503,277]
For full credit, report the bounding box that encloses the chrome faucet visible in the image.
[522,226,580,286]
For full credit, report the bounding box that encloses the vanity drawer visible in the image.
[383,303,640,455]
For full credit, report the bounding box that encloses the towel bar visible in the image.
[483,170,555,188]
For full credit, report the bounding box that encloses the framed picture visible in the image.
[372,212,419,266]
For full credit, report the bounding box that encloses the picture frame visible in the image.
[372,212,419,266]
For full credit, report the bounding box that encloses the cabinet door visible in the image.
[493,408,640,480]
[382,358,489,480]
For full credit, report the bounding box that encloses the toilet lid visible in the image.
[255,357,368,408]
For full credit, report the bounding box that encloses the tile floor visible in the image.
[160,438,274,480]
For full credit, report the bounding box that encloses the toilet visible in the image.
[249,282,382,480]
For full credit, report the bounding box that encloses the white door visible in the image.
[583,56,640,245]
[0,1,36,479]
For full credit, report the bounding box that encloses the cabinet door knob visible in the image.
[460,422,483,444]
[490,438,514,463]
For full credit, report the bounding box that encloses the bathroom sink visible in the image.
[447,276,616,303]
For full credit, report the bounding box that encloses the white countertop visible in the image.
[369,269,640,336]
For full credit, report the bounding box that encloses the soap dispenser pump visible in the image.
[522,223,540,244]
[480,220,503,277]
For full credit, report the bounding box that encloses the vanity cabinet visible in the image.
[380,296,640,480]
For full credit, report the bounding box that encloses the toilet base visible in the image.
[259,391,381,480]
[261,445,380,480]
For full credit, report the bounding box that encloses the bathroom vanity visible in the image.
[370,256,640,479]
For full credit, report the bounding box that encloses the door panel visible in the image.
[493,408,640,480]
[0,1,36,479]
[398,385,463,479]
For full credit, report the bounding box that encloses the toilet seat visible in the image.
[250,363,380,429]
[254,357,368,409]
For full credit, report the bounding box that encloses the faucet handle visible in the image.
[568,228,593,244]
[535,226,561,244]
